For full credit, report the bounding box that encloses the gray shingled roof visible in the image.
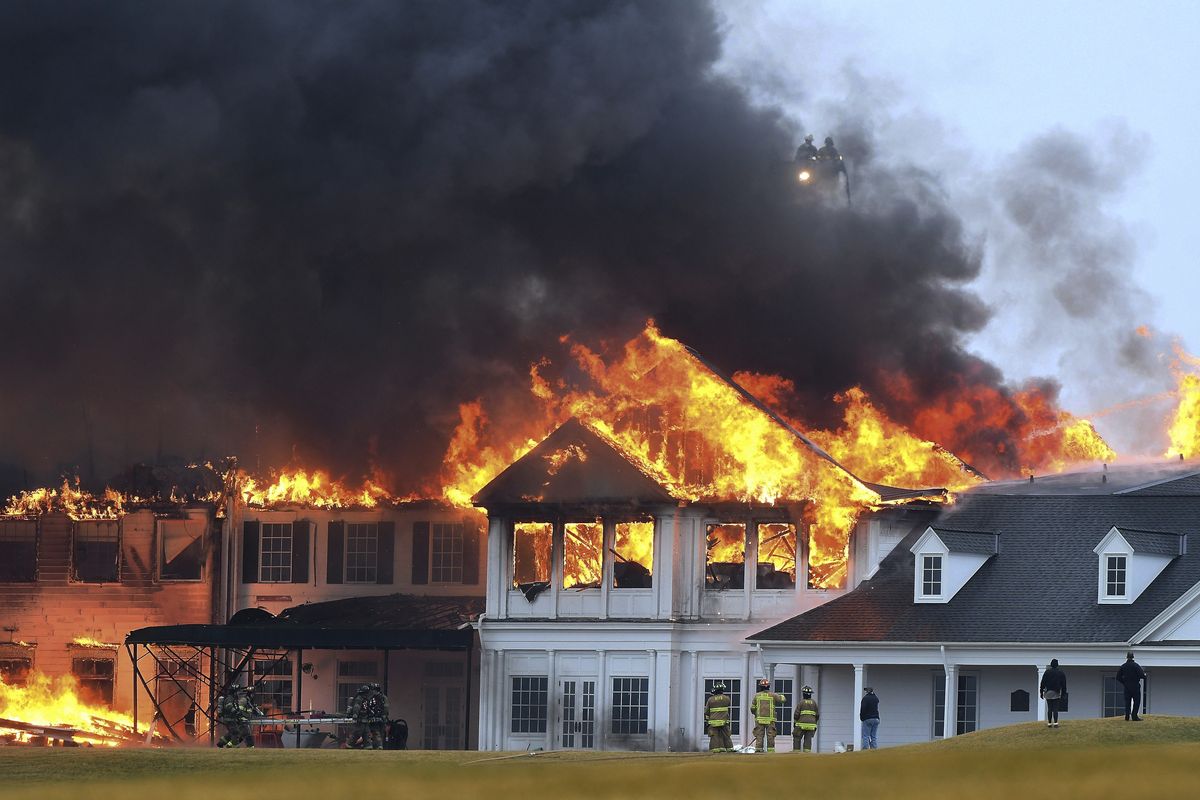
[749,491,1200,644]
[932,527,999,555]
[1116,528,1184,557]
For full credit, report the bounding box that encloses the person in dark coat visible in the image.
[1040,659,1067,727]
[1116,652,1146,721]
[859,687,880,749]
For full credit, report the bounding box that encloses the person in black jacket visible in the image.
[859,687,880,749]
[1116,652,1146,721]
[1040,659,1067,727]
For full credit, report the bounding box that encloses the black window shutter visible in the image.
[377,521,395,584]
[291,521,310,584]
[241,521,260,584]
[462,522,481,585]
[411,521,430,585]
[327,521,344,584]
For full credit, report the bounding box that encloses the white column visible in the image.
[600,520,613,620]
[852,664,864,750]
[743,522,755,620]
[647,649,659,750]
[1036,666,1046,722]
[550,523,562,620]
[596,649,608,751]
[943,663,958,739]
[742,650,753,748]
[687,650,699,750]
[493,649,505,750]
[478,648,492,751]
[545,649,557,751]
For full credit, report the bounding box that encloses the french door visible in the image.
[558,678,597,749]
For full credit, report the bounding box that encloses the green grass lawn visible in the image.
[1,717,1197,800]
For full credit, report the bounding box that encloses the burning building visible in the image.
[470,407,947,750]
[0,477,219,745]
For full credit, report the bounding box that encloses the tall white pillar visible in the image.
[545,649,557,751]
[852,664,864,750]
[1036,666,1046,722]
[943,663,958,739]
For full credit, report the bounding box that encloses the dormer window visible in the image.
[910,527,997,604]
[1105,554,1127,598]
[921,555,943,597]
[1094,527,1183,605]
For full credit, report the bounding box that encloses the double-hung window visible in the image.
[345,523,379,583]
[432,523,464,583]
[1105,555,1127,598]
[921,554,943,597]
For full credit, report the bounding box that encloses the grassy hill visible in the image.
[1,718,1199,800]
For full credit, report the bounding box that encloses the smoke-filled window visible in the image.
[510,676,548,734]
[706,523,746,590]
[563,521,602,589]
[253,656,293,716]
[512,522,552,590]
[72,520,119,583]
[72,656,115,707]
[159,519,204,581]
[431,522,464,583]
[756,523,797,590]
[344,523,379,583]
[613,521,653,589]
[259,523,293,582]
[0,519,37,582]
[0,656,32,686]
[610,676,649,735]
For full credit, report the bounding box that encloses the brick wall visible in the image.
[0,507,217,718]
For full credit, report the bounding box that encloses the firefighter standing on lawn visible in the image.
[751,678,786,752]
[704,682,733,752]
[792,685,819,752]
[363,683,390,750]
[346,684,371,748]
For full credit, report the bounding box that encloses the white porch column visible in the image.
[942,663,958,739]
[545,649,557,751]
[493,649,505,750]
[1036,666,1046,722]
[852,664,864,750]
[596,649,609,751]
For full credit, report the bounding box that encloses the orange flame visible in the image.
[238,469,393,509]
[1164,346,1200,458]
[3,479,135,520]
[0,670,135,746]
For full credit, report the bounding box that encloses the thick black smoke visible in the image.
[0,0,1001,494]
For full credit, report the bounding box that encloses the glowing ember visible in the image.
[0,670,135,746]
[3,479,133,520]
[239,469,392,509]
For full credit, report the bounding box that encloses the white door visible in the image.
[558,678,597,749]
[421,684,463,749]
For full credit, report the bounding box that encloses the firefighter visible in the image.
[751,678,786,752]
[363,683,390,750]
[216,684,258,748]
[704,682,733,752]
[792,685,819,752]
[346,684,371,748]
[817,136,841,161]
[795,134,818,161]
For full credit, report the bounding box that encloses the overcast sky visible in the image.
[717,0,1200,441]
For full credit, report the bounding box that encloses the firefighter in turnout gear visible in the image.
[363,683,390,750]
[704,682,733,752]
[793,685,819,752]
[346,684,371,748]
[751,679,786,752]
[216,684,260,748]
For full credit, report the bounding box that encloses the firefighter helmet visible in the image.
[757,678,770,691]
[824,136,835,146]
[804,134,814,143]
[802,685,813,696]
[370,683,382,691]
[358,684,371,694]
[712,682,727,694]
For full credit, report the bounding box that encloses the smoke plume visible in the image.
[0,0,1091,493]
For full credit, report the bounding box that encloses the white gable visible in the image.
[909,527,991,604]
[1092,527,1176,604]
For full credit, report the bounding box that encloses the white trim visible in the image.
[1131,578,1200,643]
